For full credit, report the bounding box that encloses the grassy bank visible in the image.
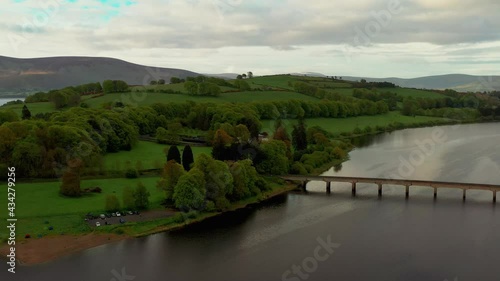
[0,175,296,243]
[97,179,297,237]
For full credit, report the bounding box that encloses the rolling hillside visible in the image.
[342,74,500,92]
[0,56,198,95]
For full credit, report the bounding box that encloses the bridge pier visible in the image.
[405,185,410,199]
[301,181,307,192]
[493,191,497,203]
[434,188,437,199]
[378,184,382,197]
[326,181,331,194]
[352,182,357,196]
[463,189,467,201]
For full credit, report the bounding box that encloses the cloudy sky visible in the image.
[2,0,500,77]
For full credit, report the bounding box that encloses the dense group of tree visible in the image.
[352,89,401,110]
[400,94,487,118]
[157,152,268,212]
[0,106,146,178]
[353,80,397,88]
[184,81,221,96]
[25,82,105,105]
[105,182,150,211]
[102,80,129,93]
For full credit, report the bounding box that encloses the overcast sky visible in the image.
[2,0,500,78]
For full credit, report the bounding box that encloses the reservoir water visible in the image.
[0,98,22,106]
[5,123,500,281]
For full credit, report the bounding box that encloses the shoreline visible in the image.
[0,183,298,266]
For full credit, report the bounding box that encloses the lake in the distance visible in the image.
[0,98,24,106]
[4,123,500,281]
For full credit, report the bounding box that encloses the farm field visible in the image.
[261,112,449,134]
[0,101,54,116]
[327,87,444,99]
[82,90,318,108]
[246,75,298,90]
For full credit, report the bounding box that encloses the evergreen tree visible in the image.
[182,145,194,171]
[292,118,308,151]
[166,145,181,164]
[21,104,31,120]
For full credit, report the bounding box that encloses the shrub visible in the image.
[125,169,138,178]
[290,161,308,175]
[172,213,185,223]
[187,210,199,219]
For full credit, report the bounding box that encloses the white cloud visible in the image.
[0,0,499,77]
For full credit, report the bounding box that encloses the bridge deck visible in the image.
[281,175,500,192]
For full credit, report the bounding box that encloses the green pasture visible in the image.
[83,90,318,108]
[261,112,448,134]
[0,177,164,238]
[103,141,212,171]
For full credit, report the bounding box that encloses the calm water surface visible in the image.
[0,98,21,106]
[4,123,500,281]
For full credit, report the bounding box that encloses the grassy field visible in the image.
[133,83,188,93]
[0,177,164,239]
[82,90,318,108]
[328,87,444,99]
[103,141,212,171]
[247,75,298,90]
[0,101,55,116]
[261,112,448,134]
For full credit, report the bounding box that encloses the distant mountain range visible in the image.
[341,74,500,92]
[1,55,499,97]
[0,56,197,96]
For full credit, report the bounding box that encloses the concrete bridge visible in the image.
[281,175,500,203]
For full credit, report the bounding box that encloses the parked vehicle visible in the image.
[96,222,101,227]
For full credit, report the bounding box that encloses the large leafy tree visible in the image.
[256,140,289,175]
[60,159,83,197]
[157,160,185,201]
[173,168,206,211]
[194,154,233,210]
[212,129,233,161]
